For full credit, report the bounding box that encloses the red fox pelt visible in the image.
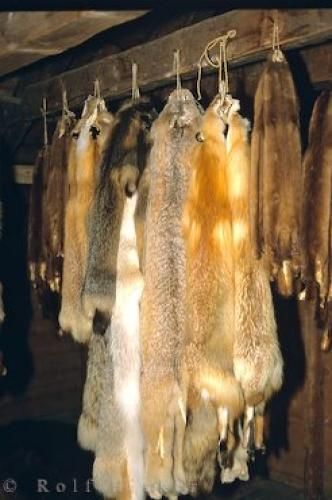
[140,88,202,500]
[93,192,144,500]
[227,107,283,449]
[59,97,113,343]
[251,53,301,296]
[182,101,244,492]
[301,91,332,332]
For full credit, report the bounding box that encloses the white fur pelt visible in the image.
[93,192,144,500]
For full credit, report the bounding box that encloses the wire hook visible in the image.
[132,62,140,100]
[173,49,182,99]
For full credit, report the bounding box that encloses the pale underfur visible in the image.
[93,192,144,500]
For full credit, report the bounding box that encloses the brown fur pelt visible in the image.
[301,91,332,334]
[28,150,45,287]
[59,97,113,343]
[140,89,202,499]
[251,52,302,296]
[44,114,76,294]
[182,102,244,492]
[82,98,157,324]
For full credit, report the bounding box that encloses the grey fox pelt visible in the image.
[140,89,202,499]
[251,52,301,296]
[44,113,76,294]
[227,107,283,450]
[77,332,107,452]
[301,91,332,335]
[82,98,157,324]
[182,101,244,493]
[59,97,113,343]
[93,192,144,500]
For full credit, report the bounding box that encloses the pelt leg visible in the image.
[144,413,174,499]
[243,406,255,453]
[254,402,266,452]
[173,397,188,495]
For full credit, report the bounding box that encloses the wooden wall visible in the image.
[0,301,85,425]
[267,299,332,498]
[0,178,85,427]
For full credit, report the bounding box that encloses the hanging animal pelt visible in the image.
[44,112,76,294]
[28,151,42,286]
[227,106,283,452]
[28,147,50,292]
[301,91,332,338]
[251,52,302,296]
[140,88,202,500]
[81,98,156,500]
[77,332,107,452]
[82,98,157,325]
[182,100,244,493]
[59,97,113,343]
[93,192,144,500]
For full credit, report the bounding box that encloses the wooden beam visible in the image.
[0,11,147,77]
[20,9,332,118]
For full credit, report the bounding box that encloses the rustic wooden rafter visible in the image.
[19,9,332,118]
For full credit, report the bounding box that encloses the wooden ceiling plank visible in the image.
[0,11,147,78]
[20,9,332,117]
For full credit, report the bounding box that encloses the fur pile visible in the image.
[27,74,292,499]
[251,52,302,296]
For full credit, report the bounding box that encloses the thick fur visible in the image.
[140,89,202,499]
[93,193,144,500]
[77,332,107,451]
[301,91,332,315]
[251,53,301,296]
[59,99,113,343]
[233,262,283,406]
[183,389,218,496]
[44,115,76,293]
[182,103,244,492]
[82,98,157,323]
[227,109,283,446]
